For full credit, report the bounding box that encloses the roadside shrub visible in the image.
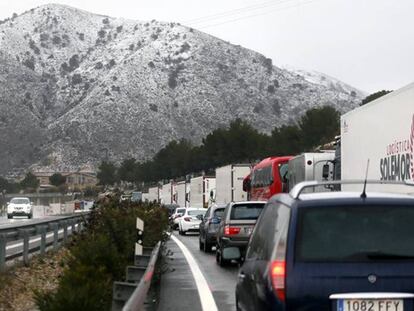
[34,201,168,311]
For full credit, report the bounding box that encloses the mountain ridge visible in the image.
[0,4,365,174]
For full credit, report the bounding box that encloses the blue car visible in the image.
[236,181,414,311]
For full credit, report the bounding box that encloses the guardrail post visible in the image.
[0,234,6,271]
[50,223,59,250]
[63,220,68,243]
[39,225,47,256]
[19,229,30,266]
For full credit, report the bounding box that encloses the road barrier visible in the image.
[112,217,162,311]
[0,213,89,270]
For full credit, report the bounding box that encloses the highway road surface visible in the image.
[158,232,239,311]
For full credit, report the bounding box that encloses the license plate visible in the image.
[338,299,403,311]
[244,227,253,235]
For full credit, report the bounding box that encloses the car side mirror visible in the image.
[322,164,330,179]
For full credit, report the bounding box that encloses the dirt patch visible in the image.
[0,248,71,311]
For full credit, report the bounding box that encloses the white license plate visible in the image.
[338,299,403,311]
[244,227,253,234]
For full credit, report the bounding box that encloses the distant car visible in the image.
[119,194,131,203]
[199,203,226,252]
[178,208,206,235]
[236,181,414,311]
[216,201,266,266]
[171,207,187,230]
[7,197,33,219]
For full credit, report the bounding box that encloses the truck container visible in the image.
[147,186,160,202]
[176,180,190,207]
[189,176,215,208]
[287,152,335,192]
[131,191,142,202]
[160,181,176,205]
[341,83,414,194]
[215,164,251,204]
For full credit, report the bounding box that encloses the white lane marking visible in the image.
[6,225,78,250]
[171,234,218,311]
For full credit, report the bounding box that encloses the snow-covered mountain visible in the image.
[0,4,365,173]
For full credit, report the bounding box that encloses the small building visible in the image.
[33,169,98,190]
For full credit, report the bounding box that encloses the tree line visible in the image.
[98,105,340,186]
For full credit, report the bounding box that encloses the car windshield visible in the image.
[188,210,205,216]
[230,203,264,220]
[296,205,414,262]
[213,208,225,218]
[176,208,186,215]
[10,198,30,204]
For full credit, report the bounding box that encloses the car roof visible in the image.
[270,191,414,209]
[186,207,205,211]
[231,200,267,205]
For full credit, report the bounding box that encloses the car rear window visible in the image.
[188,210,205,216]
[230,203,264,220]
[296,205,414,262]
[214,208,225,218]
[176,208,186,214]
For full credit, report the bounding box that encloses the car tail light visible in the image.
[270,260,286,301]
[224,225,240,235]
[184,217,192,222]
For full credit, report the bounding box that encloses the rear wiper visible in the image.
[347,251,414,260]
[366,252,414,260]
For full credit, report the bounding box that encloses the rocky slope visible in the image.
[0,4,365,173]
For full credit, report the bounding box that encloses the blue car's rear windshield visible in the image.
[296,205,414,262]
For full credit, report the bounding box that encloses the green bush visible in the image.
[35,200,168,311]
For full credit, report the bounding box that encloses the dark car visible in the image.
[216,201,266,266]
[199,203,226,252]
[236,181,414,311]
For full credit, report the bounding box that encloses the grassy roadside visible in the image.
[0,248,71,311]
[34,200,169,311]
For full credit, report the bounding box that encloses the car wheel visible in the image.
[218,249,228,267]
[199,238,204,251]
[28,213,33,219]
[7,214,12,219]
[203,240,211,253]
[236,295,242,311]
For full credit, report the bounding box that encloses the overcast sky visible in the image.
[1,0,413,93]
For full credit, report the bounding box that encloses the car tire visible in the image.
[216,249,228,267]
[199,238,204,251]
[203,240,211,253]
[28,213,33,219]
[236,296,242,311]
[7,214,12,219]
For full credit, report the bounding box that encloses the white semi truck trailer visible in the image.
[176,180,190,207]
[189,175,215,208]
[215,164,251,204]
[147,186,160,202]
[160,181,176,205]
[288,152,335,192]
[341,83,414,193]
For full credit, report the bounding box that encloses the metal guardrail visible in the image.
[112,241,162,311]
[0,212,90,270]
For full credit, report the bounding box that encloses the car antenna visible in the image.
[361,159,370,199]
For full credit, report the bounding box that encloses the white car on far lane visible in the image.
[178,208,206,235]
[7,197,33,219]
